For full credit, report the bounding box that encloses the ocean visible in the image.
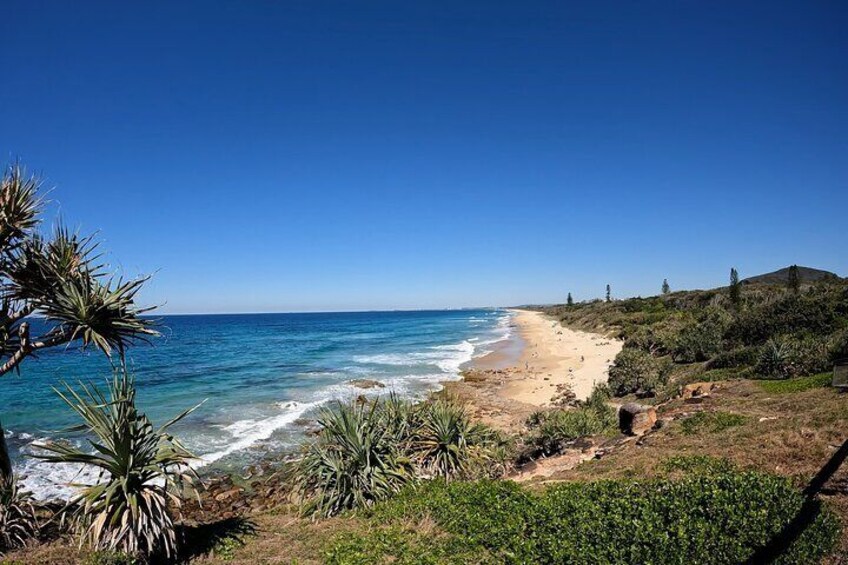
[0,308,513,499]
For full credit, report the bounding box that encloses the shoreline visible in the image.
[446,309,623,431]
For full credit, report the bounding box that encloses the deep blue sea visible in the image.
[0,309,513,499]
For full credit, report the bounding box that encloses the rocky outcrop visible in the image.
[618,403,657,436]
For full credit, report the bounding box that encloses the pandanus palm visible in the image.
[0,162,157,376]
[0,162,157,552]
[0,422,37,555]
[34,371,200,559]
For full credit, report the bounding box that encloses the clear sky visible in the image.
[1,2,846,313]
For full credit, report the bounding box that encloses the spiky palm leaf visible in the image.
[0,163,43,253]
[36,271,157,356]
[34,371,200,559]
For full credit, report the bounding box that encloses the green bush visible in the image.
[328,473,840,564]
[754,336,831,379]
[35,371,198,560]
[708,346,760,369]
[525,384,616,455]
[671,307,731,363]
[608,349,670,397]
[726,290,848,347]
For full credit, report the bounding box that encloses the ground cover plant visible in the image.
[325,469,840,564]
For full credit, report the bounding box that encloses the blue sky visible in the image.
[1,2,846,313]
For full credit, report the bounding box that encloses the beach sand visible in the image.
[446,309,622,431]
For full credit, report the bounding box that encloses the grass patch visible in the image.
[679,410,748,435]
[326,474,839,564]
[756,372,832,394]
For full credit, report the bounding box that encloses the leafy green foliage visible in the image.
[756,372,832,394]
[607,349,670,396]
[34,370,199,560]
[525,384,616,455]
[679,411,748,435]
[327,473,839,564]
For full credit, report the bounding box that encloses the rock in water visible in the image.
[619,403,657,436]
[347,379,386,389]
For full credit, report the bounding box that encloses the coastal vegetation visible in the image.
[324,467,838,564]
[34,371,200,559]
[288,395,513,518]
[544,269,848,399]
[1,163,843,562]
[0,163,193,563]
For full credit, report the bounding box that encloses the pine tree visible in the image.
[567,292,574,306]
[662,279,670,295]
[605,284,611,303]
[787,264,800,294]
[729,267,740,307]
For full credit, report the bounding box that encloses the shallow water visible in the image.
[0,309,512,499]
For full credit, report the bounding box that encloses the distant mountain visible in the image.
[741,266,840,285]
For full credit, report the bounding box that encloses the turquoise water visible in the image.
[0,309,513,499]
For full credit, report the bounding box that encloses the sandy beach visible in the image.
[447,309,622,431]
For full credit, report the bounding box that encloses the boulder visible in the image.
[618,403,657,436]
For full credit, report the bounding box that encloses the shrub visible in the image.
[0,423,38,555]
[755,336,831,379]
[0,476,37,555]
[328,473,840,564]
[726,291,846,346]
[607,349,670,397]
[35,370,198,560]
[828,328,848,363]
[708,346,760,370]
[526,384,616,455]
[414,399,495,479]
[291,396,507,517]
[671,307,731,363]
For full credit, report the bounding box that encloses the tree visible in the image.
[662,279,670,295]
[0,162,156,481]
[567,292,574,306]
[605,284,611,303]
[729,267,741,307]
[787,264,800,294]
